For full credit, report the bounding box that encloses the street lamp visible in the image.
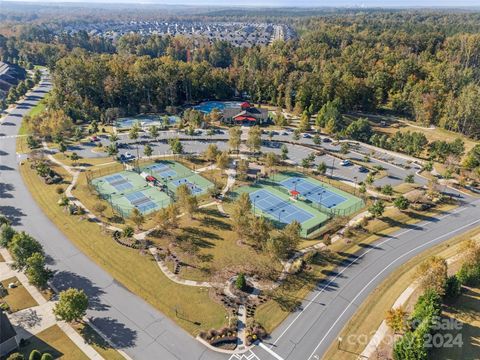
[278,209,286,222]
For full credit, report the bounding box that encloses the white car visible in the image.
[340,159,352,166]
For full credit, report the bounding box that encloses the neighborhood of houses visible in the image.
[62,21,295,47]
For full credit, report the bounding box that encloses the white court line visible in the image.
[270,198,480,350]
[307,217,480,360]
[259,342,285,360]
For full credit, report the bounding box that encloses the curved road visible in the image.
[1,77,479,360]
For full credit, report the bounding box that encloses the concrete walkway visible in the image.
[360,252,466,359]
[0,248,105,359]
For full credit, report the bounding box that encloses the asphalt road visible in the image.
[1,78,478,360]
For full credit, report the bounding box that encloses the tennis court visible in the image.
[235,184,328,236]
[104,174,134,192]
[145,163,177,179]
[280,177,346,208]
[250,189,314,223]
[171,178,203,195]
[274,172,365,216]
[125,191,160,213]
[90,170,171,216]
[141,161,214,196]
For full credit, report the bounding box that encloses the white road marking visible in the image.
[259,343,284,360]
[306,217,480,360]
[228,350,260,360]
[270,198,480,350]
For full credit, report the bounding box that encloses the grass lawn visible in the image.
[72,323,125,360]
[365,114,479,160]
[1,276,38,312]
[321,226,480,360]
[16,94,49,154]
[430,285,480,360]
[149,207,279,283]
[19,160,227,335]
[393,182,420,194]
[20,325,89,360]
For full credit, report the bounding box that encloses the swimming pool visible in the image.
[193,101,243,114]
[116,115,180,129]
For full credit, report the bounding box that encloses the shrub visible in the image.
[29,350,41,360]
[235,273,246,291]
[457,263,480,286]
[0,224,16,247]
[411,289,442,325]
[55,187,64,195]
[6,353,24,360]
[444,275,461,300]
[40,354,53,360]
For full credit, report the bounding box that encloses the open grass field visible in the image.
[20,160,227,335]
[72,323,126,360]
[1,276,38,312]
[149,207,279,283]
[322,226,480,360]
[20,325,89,360]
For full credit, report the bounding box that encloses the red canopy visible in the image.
[146,175,156,182]
[290,190,300,196]
[234,115,256,121]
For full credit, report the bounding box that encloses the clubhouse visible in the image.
[221,102,269,125]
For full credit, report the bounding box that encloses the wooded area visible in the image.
[1,10,479,139]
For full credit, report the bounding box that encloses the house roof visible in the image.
[0,310,16,343]
[223,106,268,121]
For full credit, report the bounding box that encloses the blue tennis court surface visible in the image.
[171,178,203,194]
[125,191,158,213]
[105,174,134,191]
[280,177,346,208]
[249,189,314,224]
[146,164,177,179]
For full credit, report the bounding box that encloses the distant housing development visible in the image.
[62,21,296,47]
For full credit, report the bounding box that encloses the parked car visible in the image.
[302,133,312,138]
[358,166,369,173]
[340,159,352,166]
[119,152,135,162]
[117,143,128,149]
[90,135,100,142]
[322,137,332,143]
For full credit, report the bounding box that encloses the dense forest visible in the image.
[1,9,480,140]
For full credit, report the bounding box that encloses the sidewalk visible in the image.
[0,248,105,360]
